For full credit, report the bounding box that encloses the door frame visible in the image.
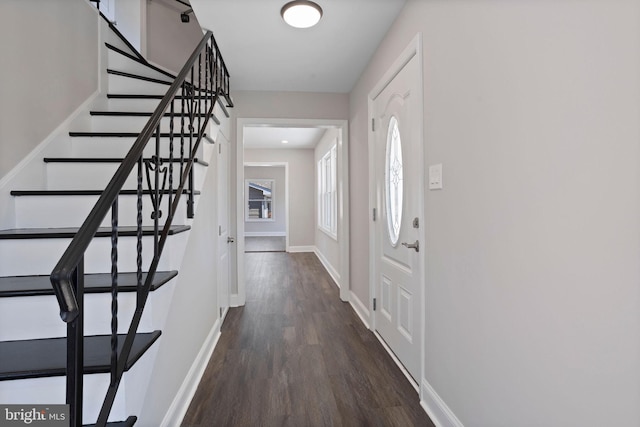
[216,133,231,321]
[243,162,290,251]
[368,33,425,390]
[234,118,350,306]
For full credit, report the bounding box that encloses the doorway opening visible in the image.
[233,118,350,307]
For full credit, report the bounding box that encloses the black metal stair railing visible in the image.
[49,29,232,426]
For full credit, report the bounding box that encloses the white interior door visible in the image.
[372,52,423,381]
[217,135,231,318]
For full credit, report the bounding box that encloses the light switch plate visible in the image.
[429,164,443,190]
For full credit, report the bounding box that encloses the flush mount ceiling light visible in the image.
[281,1,323,29]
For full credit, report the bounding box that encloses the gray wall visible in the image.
[350,0,640,425]
[137,147,220,426]
[146,0,205,74]
[244,149,315,248]
[244,165,286,236]
[0,0,98,180]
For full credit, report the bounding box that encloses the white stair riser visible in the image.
[106,30,139,63]
[90,114,204,133]
[108,98,161,112]
[71,136,206,158]
[0,374,127,423]
[15,194,192,228]
[108,74,170,96]
[0,291,157,341]
[0,232,188,276]
[45,161,206,191]
[107,50,173,82]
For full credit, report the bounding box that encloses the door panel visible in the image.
[373,53,422,381]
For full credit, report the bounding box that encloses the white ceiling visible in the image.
[190,0,406,93]
[243,126,327,150]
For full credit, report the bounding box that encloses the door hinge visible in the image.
[372,208,376,221]
[218,144,221,154]
[371,118,375,132]
[373,298,377,311]
[219,225,222,236]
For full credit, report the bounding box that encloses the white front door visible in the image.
[372,47,423,382]
[217,135,231,318]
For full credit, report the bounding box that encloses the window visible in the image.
[385,116,403,246]
[245,179,274,221]
[318,143,337,238]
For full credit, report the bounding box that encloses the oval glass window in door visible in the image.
[385,116,403,246]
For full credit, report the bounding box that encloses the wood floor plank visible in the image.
[181,252,435,427]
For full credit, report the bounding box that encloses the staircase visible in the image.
[0,12,231,427]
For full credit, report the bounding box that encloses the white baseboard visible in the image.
[244,231,287,237]
[230,293,244,307]
[159,318,222,427]
[348,291,371,329]
[373,331,419,393]
[288,245,315,253]
[313,248,341,289]
[421,379,465,427]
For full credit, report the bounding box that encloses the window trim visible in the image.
[318,143,338,239]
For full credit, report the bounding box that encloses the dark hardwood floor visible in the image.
[182,252,435,427]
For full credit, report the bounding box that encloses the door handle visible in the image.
[227,237,235,243]
[401,240,419,252]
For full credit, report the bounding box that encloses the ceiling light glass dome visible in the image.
[281,1,323,29]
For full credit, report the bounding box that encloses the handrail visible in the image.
[49,19,231,426]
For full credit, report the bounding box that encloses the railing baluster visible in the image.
[67,259,84,427]
[198,52,202,141]
[110,199,119,387]
[187,65,195,218]
[180,84,186,185]
[154,123,161,257]
[137,157,143,304]
[169,100,175,211]
[205,47,209,124]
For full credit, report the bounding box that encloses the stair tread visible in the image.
[90,111,210,117]
[107,69,172,86]
[11,189,201,196]
[69,131,198,137]
[43,157,209,166]
[0,225,190,239]
[0,271,178,298]
[0,331,161,381]
[85,415,137,427]
[107,94,194,99]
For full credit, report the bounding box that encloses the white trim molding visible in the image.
[244,232,287,237]
[313,247,341,289]
[237,118,350,305]
[288,245,315,253]
[421,379,465,427]
[160,319,222,427]
[230,294,243,308]
[348,291,371,329]
[0,90,100,191]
